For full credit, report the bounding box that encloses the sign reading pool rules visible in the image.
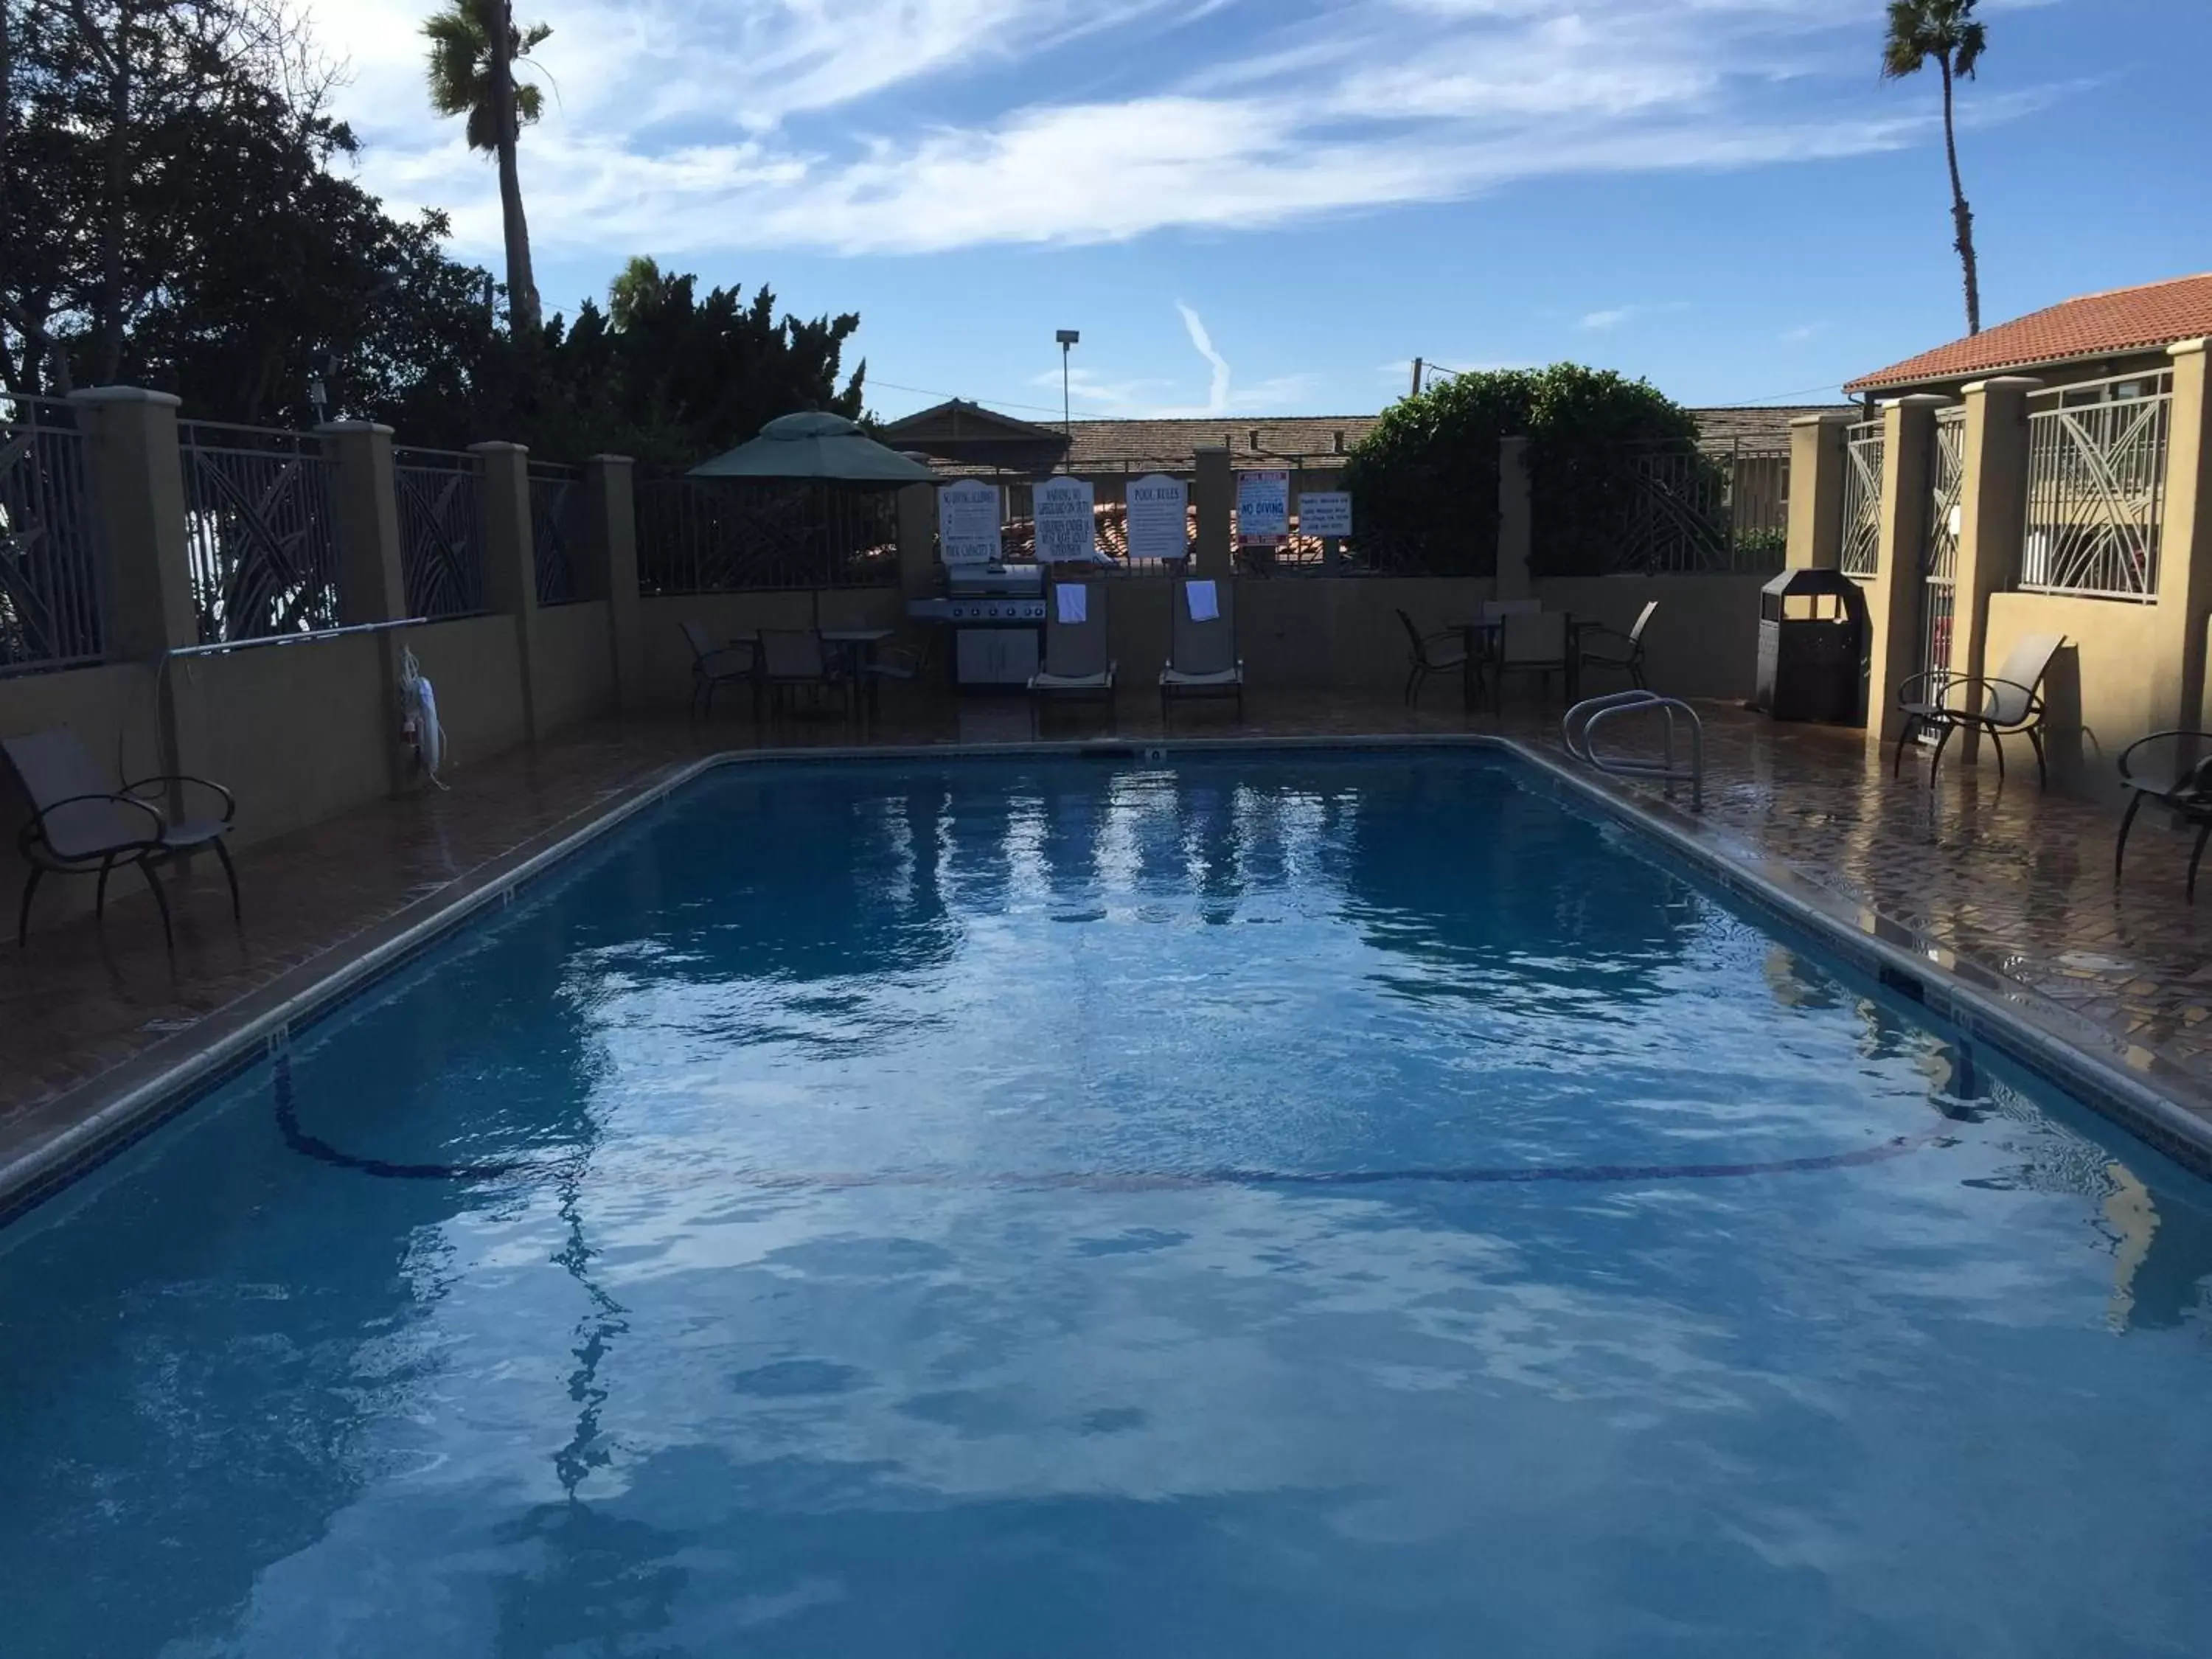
[937,479,1002,568]
[1033,475,1096,563]
[1126,473,1189,563]
[1237,469,1290,545]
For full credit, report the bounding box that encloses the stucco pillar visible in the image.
[2150,341,2212,740]
[69,387,195,659]
[1194,445,1232,578]
[582,454,642,714]
[1495,435,1531,598]
[319,421,406,625]
[69,387,206,814]
[470,441,543,741]
[1863,396,1950,742]
[1950,377,2041,762]
[897,482,937,599]
[1785,411,1854,572]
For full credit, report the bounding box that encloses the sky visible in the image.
[305,0,2212,422]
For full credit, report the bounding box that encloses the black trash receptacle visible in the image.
[1756,568,1868,723]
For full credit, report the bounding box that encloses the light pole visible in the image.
[1056,329,1079,470]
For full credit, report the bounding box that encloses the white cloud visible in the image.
[1580,307,1635,332]
[1781,321,1829,344]
[1178,303,1233,416]
[1031,303,1316,418]
[302,0,2055,262]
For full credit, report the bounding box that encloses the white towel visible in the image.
[1186,580,1220,622]
[1056,584,1088,624]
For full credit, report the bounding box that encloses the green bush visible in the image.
[1341,364,1704,577]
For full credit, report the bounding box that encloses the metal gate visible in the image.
[1839,419,1885,578]
[1919,408,1965,709]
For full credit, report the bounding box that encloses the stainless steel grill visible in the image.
[908,563,1043,685]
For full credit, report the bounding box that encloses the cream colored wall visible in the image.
[404,614,528,765]
[531,601,615,736]
[1533,574,1769,701]
[1985,591,2164,794]
[176,635,389,846]
[0,664,164,933]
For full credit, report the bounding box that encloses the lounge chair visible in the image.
[681,620,755,718]
[1893,633,2064,789]
[1579,599,1659,691]
[2115,730,2212,897]
[1395,609,1470,707]
[3,728,240,947]
[758,627,849,717]
[1029,581,1115,723]
[1160,577,1242,720]
[1492,609,1574,711]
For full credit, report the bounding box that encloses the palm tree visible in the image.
[1882,0,1989,335]
[423,0,552,335]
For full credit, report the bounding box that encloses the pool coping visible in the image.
[6,731,2209,1223]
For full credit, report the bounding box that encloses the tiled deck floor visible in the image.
[6,692,2211,1170]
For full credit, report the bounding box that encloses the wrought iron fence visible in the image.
[394,448,485,619]
[178,420,342,645]
[634,478,899,594]
[529,462,585,605]
[1613,442,1790,574]
[1919,408,1966,694]
[1838,418,1885,578]
[0,394,104,674]
[2022,372,2171,601]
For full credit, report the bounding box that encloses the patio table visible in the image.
[1453,614,1582,711]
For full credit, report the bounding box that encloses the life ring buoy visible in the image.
[398,647,449,790]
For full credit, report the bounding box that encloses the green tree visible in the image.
[422,0,549,335]
[606,254,665,330]
[1341,365,1703,577]
[1882,0,1988,335]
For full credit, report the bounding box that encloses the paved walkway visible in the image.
[4,692,2209,1181]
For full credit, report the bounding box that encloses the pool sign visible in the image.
[1236,468,1290,545]
[937,479,1001,568]
[1126,473,1189,562]
[1299,490,1352,539]
[1034,476,1096,563]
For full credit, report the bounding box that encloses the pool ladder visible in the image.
[1562,690,1705,811]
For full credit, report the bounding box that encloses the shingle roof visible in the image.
[922,406,1833,477]
[1845,274,2212,394]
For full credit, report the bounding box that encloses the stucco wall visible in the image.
[1986,591,2165,795]
[532,600,615,736]
[1533,573,1770,703]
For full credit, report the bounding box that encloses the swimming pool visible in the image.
[4,750,2209,1657]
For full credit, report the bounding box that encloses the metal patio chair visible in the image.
[1893,633,2065,789]
[1492,609,1575,712]
[1396,609,1469,707]
[1579,599,1659,692]
[757,628,850,717]
[2115,729,2212,899]
[3,728,240,947]
[680,620,756,718]
[1160,578,1243,720]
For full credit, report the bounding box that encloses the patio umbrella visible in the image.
[689,411,937,483]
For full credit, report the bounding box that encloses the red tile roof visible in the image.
[1846,274,2212,394]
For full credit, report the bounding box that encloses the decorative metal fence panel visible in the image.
[529,462,584,605]
[1919,408,1966,696]
[394,448,486,619]
[634,479,899,594]
[1839,419,1885,578]
[0,394,105,673]
[2022,373,2171,601]
[178,420,342,645]
[1610,442,1790,574]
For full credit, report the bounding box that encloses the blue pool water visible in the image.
[4,752,2211,1657]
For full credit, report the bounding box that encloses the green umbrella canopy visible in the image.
[688,411,937,483]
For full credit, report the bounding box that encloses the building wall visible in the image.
[1985,591,2166,796]
[533,601,616,736]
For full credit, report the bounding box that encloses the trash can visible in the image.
[1756,568,1868,723]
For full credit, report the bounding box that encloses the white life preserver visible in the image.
[399,647,449,790]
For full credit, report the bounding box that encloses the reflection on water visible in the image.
[1,754,2209,1658]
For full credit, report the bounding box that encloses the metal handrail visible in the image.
[1562,689,1704,810]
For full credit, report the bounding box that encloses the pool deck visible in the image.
[7,690,2212,1208]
